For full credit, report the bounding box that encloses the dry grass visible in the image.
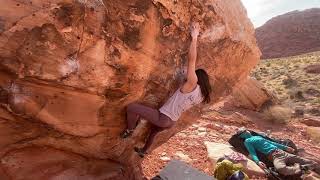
[263,105,292,124]
[306,127,320,143]
[251,51,320,118]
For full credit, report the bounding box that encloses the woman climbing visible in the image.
[121,22,212,157]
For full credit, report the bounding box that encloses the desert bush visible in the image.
[255,76,262,81]
[306,127,320,143]
[283,76,297,88]
[294,64,300,68]
[305,88,320,97]
[263,105,292,124]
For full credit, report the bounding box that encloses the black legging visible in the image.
[126,103,175,152]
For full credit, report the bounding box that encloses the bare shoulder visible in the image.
[180,81,198,94]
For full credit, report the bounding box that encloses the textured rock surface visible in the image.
[0,0,260,179]
[305,64,320,74]
[256,8,320,59]
[231,78,278,111]
[301,117,320,127]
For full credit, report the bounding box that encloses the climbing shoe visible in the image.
[120,129,133,139]
[134,147,146,158]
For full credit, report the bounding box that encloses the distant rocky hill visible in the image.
[256,8,320,59]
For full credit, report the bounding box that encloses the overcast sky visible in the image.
[241,0,320,27]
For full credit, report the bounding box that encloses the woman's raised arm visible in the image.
[181,22,200,93]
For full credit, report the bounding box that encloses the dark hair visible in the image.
[237,127,247,136]
[196,69,212,104]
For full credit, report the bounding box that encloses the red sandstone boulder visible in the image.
[231,78,278,111]
[0,0,260,179]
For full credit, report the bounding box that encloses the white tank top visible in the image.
[159,85,203,121]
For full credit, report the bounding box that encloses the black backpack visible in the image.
[228,130,300,180]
